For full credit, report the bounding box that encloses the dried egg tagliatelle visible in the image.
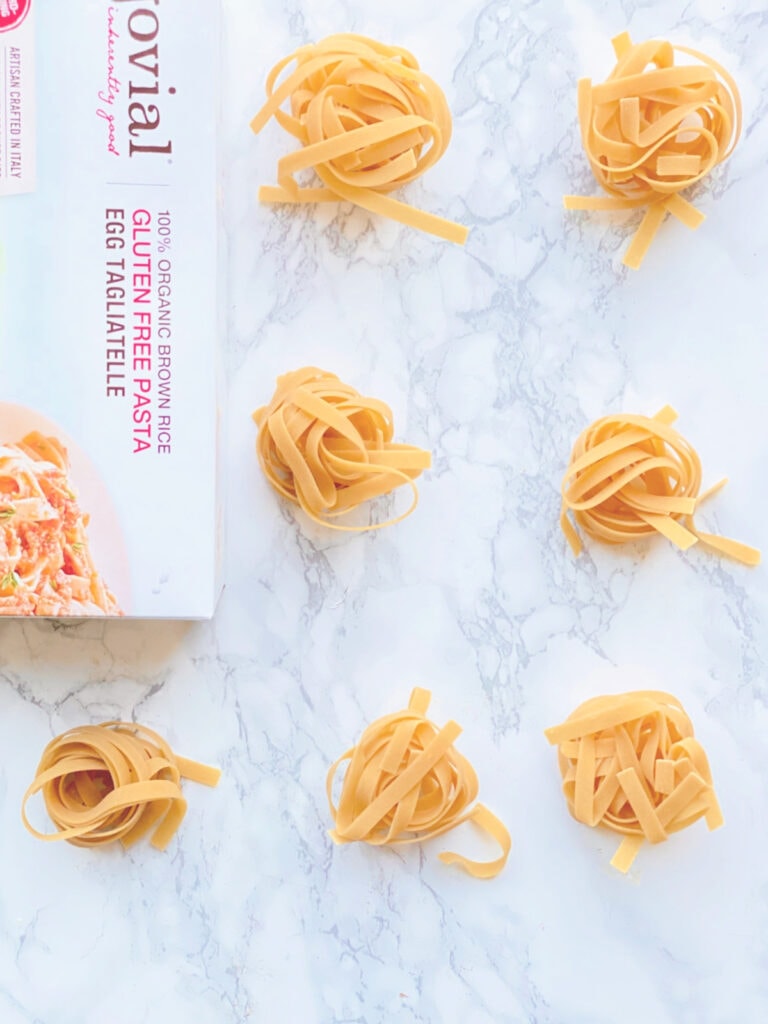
[253,367,432,531]
[22,723,221,850]
[560,405,760,565]
[545,691,723,872]
[565,31,741,269]
[327,688,511,879]
[250,33,468,244]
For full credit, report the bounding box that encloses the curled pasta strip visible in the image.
[253,367,432,531]
[545,691,723,872]
[565,31,741,269]
[327,688,511,879]
[251,33,468,244]
[22,722,221,850]
[561,405,760,565]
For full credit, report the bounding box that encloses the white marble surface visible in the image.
[2,0,768,1021]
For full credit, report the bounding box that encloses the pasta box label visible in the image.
[0,0,31,31]
[0,0,223,618]
[0,0,35,195]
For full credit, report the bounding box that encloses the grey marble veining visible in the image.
[2,0,768,1021]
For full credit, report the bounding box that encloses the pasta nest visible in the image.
[565,32,742,268]
[327,688,511,878]
[251,34,467,243]
[253,367,431,530]
[545,691,722,872]
[580,36,740,204]
[22,722,220,849]
[560,405,759,565]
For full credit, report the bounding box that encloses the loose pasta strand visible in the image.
[327,688,511,879]
[564,32,742,268]
[251,34,468,244]
[545,691,723,872]
[560,406,760,565]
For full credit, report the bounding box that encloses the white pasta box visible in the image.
[0,0,224,618]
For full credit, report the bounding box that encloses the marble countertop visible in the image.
[2,0,768,1021]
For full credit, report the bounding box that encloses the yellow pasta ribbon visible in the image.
[327,688,511,879]
[22,722,221,850]
[251,33,468,244]
[253,367,432,531]
[560,405,760,565]
[565,32,741,268]
[545,691,723,872]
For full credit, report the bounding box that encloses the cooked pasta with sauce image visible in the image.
[0,430,122,616]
